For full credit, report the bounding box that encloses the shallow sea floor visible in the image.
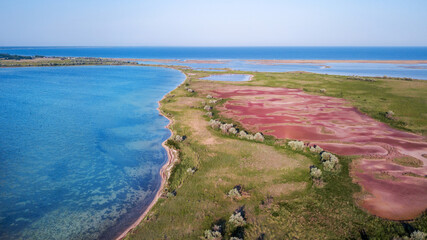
[0,66,184,239]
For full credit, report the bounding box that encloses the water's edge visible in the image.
[116,68,186,240]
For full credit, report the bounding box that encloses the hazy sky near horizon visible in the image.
[1,0,426,46]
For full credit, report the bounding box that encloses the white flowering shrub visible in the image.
[409,231,427,240]
[245,134,254,140]
[203,229,222,240]
[205,112,213,118]
[187,88,194,93]
[209,99,218,104]
[321,152,339,171]
[310,145,323,154]
[230,237,243,240]
[229,212,246,227]
[209,120,221,129]
[229,127,238,135]
[386,110,395,119]
[206,95,213,99]
[310,167,322,179]
[320,88,327,93]
[238,131,248,138]
[288,140,305,151]
[254,132,265,142]
[174,135,185,142]
[227,188,242,198]
[220,123,234,133]
[204,105,212,111]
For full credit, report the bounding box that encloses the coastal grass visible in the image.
[126,70,427,240]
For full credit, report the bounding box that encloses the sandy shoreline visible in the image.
[116,107,178,240]
[115,73,185,240]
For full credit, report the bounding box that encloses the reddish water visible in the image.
[205,85,427,220]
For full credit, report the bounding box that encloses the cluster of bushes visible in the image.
[208,119,265,142]
[202,208,246,240]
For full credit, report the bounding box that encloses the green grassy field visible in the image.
[126,69,427,240]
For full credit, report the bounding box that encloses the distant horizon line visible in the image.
[1,46,427,48]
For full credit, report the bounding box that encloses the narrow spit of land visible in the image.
[2,56,427,239]
[126,69,427,240]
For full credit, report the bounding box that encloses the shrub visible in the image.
[229,212,246,227]
[288,140,305,151]
[310,145,323,154]
[321,152,334,161]
[409,231,427,240]
[166,191,176,198]
[323,160,335,171]
[321,152,339,171]
[230,237,243,240]
[320,88,326,93]
[310,167,322,179]
[205,112,213,118]
[174,135,186,142]
[220,123,234,133]
[209,120,221,129]
[228,187,242,198]
[229,127,238,135]
[239,131,248,138]
[386,110,395,119]
[203,229,222,240]
[254,132,265,142]
[209,99,218,104]
[186,168,196,174]
[245,134,254,140]
[206,95,213,99]
[187,88,194,93]
[204,105,212,111]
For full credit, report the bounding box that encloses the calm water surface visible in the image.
[2,47,427,79]
[0,66,185,239]
[1,46,427,60]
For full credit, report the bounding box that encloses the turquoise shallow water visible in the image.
[0,66,185,239]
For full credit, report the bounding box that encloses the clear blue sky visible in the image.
[1,0,426,46]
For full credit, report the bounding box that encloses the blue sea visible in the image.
[1,46,427,60]
[2,47,427,79]
[0,66,185,239]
